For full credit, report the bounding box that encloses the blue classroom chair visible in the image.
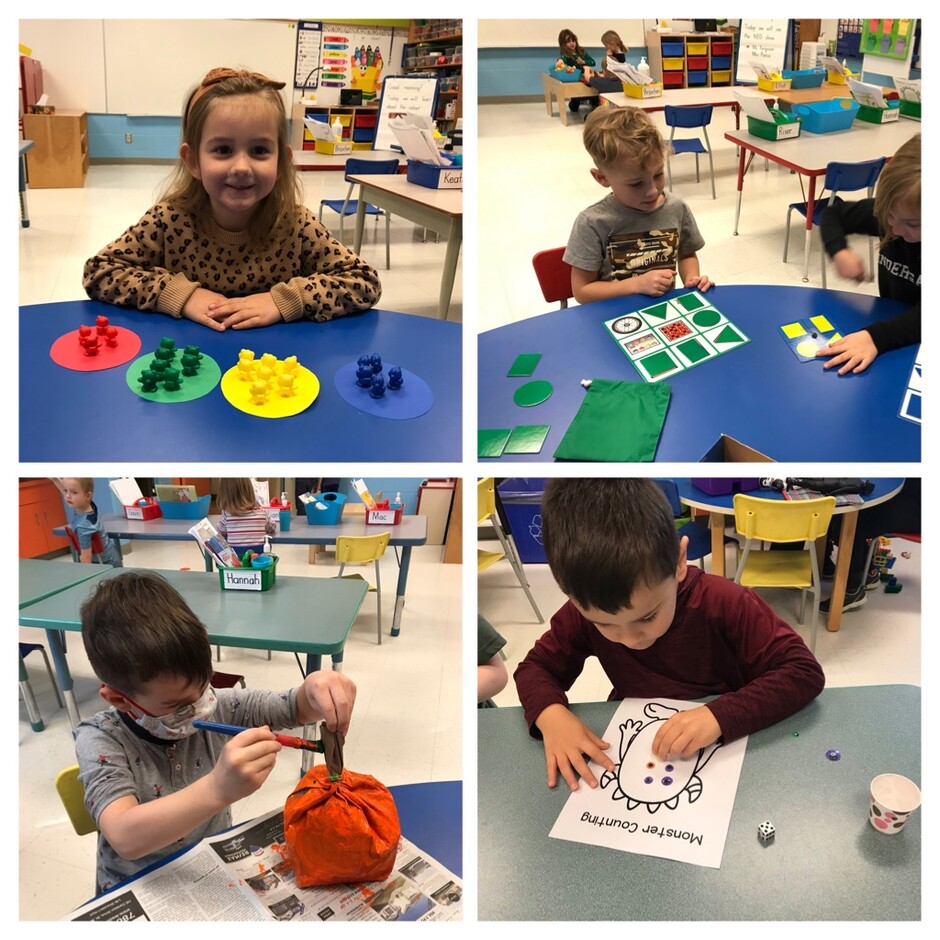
[783,157,886,286]
[653,479,735,569]
[664,105,716,200]
[318,157,399,269]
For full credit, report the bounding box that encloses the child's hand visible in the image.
[299,671,357,735]
[816,329,879,374]
[535,704,614,791]
[684,273,714,292]
[635,268,676,297]
[207,292,284,330]
[832,248,867,282]
[208,727,281,804]
[181,288,230,331]
[651,706,721,760]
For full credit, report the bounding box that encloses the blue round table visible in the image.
[21,300,461,461]
[478,286,919,462]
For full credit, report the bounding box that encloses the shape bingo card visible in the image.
[603,292,749,383]
[779,315,843,361]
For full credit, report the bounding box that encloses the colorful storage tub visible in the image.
[855,100,901,124]
[687,56,708,70]
[793,98,859,133]
[687,42,708,55]
[663,72,685,87]
[122,499,162,521]
[547,66,583,83]
[157,494,211,520]
[782,68,826,89]
[661,42,685,57]
[687,70,708,85]
[622,81,663,99]
[711,56,732,70]
[366,503,405,526]
[746,110,802,141]
[663,57,685,71]
[826,68,855,85]
[712,41,733,56]
[218,555,278,592]
[304,492,346,525]
[711,70,732,84]
[758,75,792,92]
[899,99,921,119]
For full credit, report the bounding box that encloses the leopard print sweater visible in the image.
[82,203,382,322]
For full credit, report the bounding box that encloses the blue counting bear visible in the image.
[370,373,386,398]
[387,366,403,390]
[355,363,374,388]
[370,353,383,374]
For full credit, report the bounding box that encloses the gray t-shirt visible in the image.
[564,192,704,281]
[75,687,297,893]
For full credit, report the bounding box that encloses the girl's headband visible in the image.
[185,67,286,124]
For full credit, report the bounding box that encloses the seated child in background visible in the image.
[564,107,713,303]
[585,30,629,93]
[478,614,509,707]
[76,570,356,893]
[817,133,920,375]
[53,477,123,567]
[557,29,597,114]
[514,479,824,792]
[215,477,275,555]
[83,67,381,331]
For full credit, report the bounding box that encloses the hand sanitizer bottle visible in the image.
[638,56,651,77]
[391,492,403,510]
[331,117,343,141]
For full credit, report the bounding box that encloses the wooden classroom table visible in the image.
[54,513,429,638]
[772,83,898,108]
[348,173,462,319]
[18,567,367,732]
[724,119,919,281]
[541,71,599,125]
[600,86,775,129]
[479,686,921,921]
[674,478,905,632]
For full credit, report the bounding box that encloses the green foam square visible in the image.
[677,338,710,363]
[676,293,706,312]
[504,425,550,454]
[638,349,678,379]
[507,353,542,377]
[478,428,511,457]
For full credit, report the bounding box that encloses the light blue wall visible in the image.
[479,46,649,98]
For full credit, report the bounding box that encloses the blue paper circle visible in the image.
[334,361,434,420]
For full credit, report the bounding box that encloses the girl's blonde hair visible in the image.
[601,30,627,52]
[874,133,920,247]
[558,29,585,58]
[161,68,301,243]
[216,478,261,516]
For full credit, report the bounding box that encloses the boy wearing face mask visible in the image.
[74,570,356,894]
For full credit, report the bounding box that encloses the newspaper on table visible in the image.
[65,807,462,922]
[605,59,653,85]
[848,77,887,109]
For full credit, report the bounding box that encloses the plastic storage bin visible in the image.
[687,70,708,85]
[663,57,685,70]
[899,99,921,119]
[782,68,825,88]
[712,41,733,56]
[304,492,346,525]
[711,56,731,70]
[157,494,212,520]
[663,72,685,87]
[793,98,859,133]
[687,42,708,55]
[661,42,685,56]
[746,110,802,141]
[496,479,547,564]
[691,478,761,497]
[711,70,732,84]
[218,555,278,592]
[622,81,663,99]
[687,56,708,70]
[855,100,901,124]
[123,499,162,521]
[758,75,792,92]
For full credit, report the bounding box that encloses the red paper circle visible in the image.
[51,326,143,372]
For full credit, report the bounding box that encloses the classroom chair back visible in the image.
[63,524,106,563]
[335,532,391,645]
[532,247,574,309]
[55,765,98,836]
[664,105,716,200]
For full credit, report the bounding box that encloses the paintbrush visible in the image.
[193,719,325,753]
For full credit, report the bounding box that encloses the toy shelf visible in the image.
[645,29,736,89]
[403,19,462,127]
[290,103,379,152]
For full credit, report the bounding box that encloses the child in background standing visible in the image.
[53,478,123,567]
[817,133,920,375]
[215,478,274,555]
[84,67,381,331]
[558,29,597,114]
[564,106,713,303]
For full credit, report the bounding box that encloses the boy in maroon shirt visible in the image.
[514,479,825,792]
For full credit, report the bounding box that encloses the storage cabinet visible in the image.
[403,19,462,129]
[645,30,736,89]
[19,479,69,558]
[290,102,380,152]
[21,111,88,188]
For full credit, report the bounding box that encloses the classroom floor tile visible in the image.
[18,542,461,920]
[19,163,461,323]
[478,101,879,332]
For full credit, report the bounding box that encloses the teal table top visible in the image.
[478,685,920,921]
[19,559,112,609]
[18,567,367,655]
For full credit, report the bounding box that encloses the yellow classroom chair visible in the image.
[335,532,391,645]
[55,765,98,836]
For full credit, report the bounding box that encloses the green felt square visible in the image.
[478,428,511,458]
[676,293,705,312]
[643,302,671,320]
[504,425,551,454]
[507,353,543,377]
[638,349,678,378]
[677,338,710,363]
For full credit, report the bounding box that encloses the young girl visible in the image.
[558,29,597,113]
[83,67,382,332]
[215,478,274,555]
[589,29,630,93]
[817,133,920,374]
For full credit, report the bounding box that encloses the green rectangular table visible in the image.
[478,685,920,920]
[18,567,367,733]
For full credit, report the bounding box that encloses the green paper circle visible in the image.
[513,380,553,407]
[126,350,222,403]
[692,309,721,328]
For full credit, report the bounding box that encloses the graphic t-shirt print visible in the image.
[607,228,679,279]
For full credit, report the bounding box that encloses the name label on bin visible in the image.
[222,569,264,591]
[774,123,800,139]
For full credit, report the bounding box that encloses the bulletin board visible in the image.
[374,75,440,152]
[735,19,791,83]
[295,22,395,91]
[294,21,323,90]
[859,18,915,60]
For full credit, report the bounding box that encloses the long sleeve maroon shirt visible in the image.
[514,566,825,742]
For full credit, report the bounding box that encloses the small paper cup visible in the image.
[869,773,921,834]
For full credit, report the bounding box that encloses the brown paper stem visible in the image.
[320,725,345,780]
